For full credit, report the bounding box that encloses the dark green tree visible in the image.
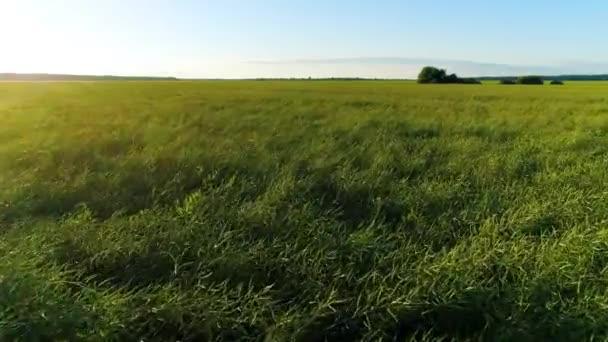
[444,73,460,83]
[418,66,447,83]
[417,66,480,84]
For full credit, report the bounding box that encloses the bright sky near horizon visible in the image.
[2,0,608,78]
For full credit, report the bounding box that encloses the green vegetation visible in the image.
[417,66,480,84]
[551,80,565,85]
[3,81,608,340]
[499,79,516,85]
[516,76,544,85]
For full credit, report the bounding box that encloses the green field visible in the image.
[3,81,608,341]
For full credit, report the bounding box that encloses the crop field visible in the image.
[4,81,608,341]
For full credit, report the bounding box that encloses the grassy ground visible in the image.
[3,81,608,341]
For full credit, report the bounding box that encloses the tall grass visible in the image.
[3,81,608,340]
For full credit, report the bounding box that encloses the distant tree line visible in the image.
[417,66,481,84]
[499,79,516,85]
[0,73,178,81]
[417,68,568,85]
[480,74,608,81]
[516,76,544,84]
[497,76,543,85]
[254,77,373,81]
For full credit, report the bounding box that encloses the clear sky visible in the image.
[2,0,608,78]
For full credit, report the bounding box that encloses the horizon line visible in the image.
[4,72,608,81]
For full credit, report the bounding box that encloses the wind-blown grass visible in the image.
[3,81,608,340]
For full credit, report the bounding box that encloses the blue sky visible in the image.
[2,0,608,78]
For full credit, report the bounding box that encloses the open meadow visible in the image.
[4,80,608,340]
